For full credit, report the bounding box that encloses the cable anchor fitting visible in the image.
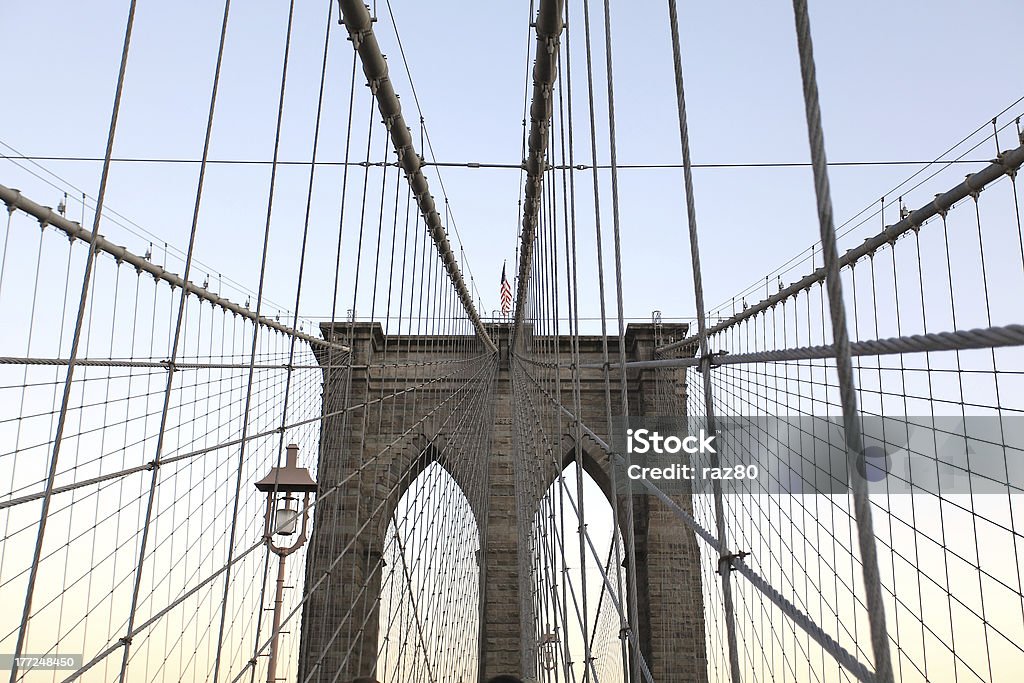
[718,550,750,575]
[698,350,726,374]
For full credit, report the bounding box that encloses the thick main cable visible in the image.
[335,0,495,353]
[512,0,565,338]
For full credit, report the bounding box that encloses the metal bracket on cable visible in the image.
[1001,150,1018,180]
[717,551,749,576]
[698,350,727,374]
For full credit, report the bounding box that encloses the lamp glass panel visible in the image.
[274,504,298,536]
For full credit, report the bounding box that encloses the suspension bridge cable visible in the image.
[706,96,1024,320]
[212,1,299,678]
[380,0,486,310]
[569,1,637,679]
[9,1,139,678]
[792,4,896,679]
[6,151,1002,170]
[664,1,744,680]
[657,138,1024,355]
[336,0,495,352]
[555,7,599,678]
[118,2,235,676]
[0,139,302,317]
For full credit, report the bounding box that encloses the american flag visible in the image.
[500,261,512,317]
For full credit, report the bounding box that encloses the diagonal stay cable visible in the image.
[116,1,235,678]
[390,521,438,683]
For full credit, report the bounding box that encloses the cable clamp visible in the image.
[698,353,711,374]
[965,173,982,201]
[348,28,370,50]
[698,350,725,374]
[718,550,750,575]
[996,151,1019,179]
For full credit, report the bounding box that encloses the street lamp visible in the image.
[539,629,560,672]
[255,443,317,683]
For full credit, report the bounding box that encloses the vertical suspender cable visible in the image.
[555,5,599,678]
[578,0,636,680]
[117,0,234,679]
[598,0,649,680]
[9,2,138,680]
[789,2,894,682]
[118,0,235,679]
[664,2,742,681]
[248,0,335,680]
[212,1,298,679]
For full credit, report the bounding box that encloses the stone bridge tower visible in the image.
[298,322,707,683]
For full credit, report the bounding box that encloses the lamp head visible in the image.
[255,444,318,494]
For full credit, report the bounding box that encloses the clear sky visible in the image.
[2,1,1023,328]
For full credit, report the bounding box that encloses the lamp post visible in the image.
[539,629,559,673]
[255,444,317,683]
